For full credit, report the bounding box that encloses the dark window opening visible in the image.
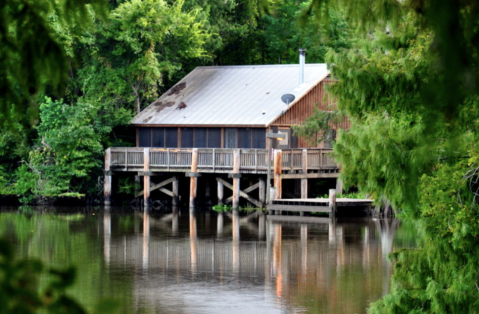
[195,128,207,148]
[151,128,164,147]
[139,128,150,147]
[165,128,178,147]
[238,128,251,148]
[252,129,266,148]
[225,128,237,148]
[208,128,221,148]
[181,128,194,148]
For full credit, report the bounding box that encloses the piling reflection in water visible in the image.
[273,223,283,300]
[172,207,179,235]
[300,224,307,275]
[103,210,111,265]
[142,210,150,270]
[101,212,403,314]
[232,211,240,275]
[217,212,224,237]
[190,211,198,275]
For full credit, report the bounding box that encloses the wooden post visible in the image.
[143,148,150,209]
[328,189,336,218]
[301,149,308,199]
[104,148,112,207]
[336,178,343,195]
[217,180,224,205]
[134,175,140,206]
[172,178,179,206]
[190,148,198,209]
[273,149,282,200]
[258,177,265,205]
[266,139,273,204]
[232,149,240,210]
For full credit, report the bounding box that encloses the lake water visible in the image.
[0,208,415,314]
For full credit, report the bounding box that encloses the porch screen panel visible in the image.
[252,129,266,148]
[151,128,164,147]
[165,128,178,148]
[139,128,151,147]
[238,128,251,148]
[208,128,221,148]
[224,129,237,148]
[195,128,207,148]
[181,128,193,148]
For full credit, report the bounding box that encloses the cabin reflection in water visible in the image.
[102,212,398,313]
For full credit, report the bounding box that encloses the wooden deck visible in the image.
[268,198,374,215]
[106,147,338,175]
[104,147,342,210]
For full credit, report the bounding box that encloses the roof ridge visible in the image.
[195,64,326,69]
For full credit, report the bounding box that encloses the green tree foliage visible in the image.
[369,156,479,313]
[304,0,479,214]
[212,0,351,65]
[11,97,129,204]
[76,0,211,113]
[297,0,479,312]
[261,3,350,64]
[0,0,107,126]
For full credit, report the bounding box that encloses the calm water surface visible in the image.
[0,208,415,314]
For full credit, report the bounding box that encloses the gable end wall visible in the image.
[270,79,351,148]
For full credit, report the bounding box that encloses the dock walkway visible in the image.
[267,197,374,216]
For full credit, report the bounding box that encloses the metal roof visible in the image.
[131,64,329,127]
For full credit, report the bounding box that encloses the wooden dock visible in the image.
[104,147,342,210]
[267,193,374,217]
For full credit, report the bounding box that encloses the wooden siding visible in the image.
[271,79,351,148]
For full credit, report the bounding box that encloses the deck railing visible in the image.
[108,147,336,173]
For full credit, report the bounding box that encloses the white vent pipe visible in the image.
[299,48,306,84]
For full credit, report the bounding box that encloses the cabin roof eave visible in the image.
[131,123,269,128]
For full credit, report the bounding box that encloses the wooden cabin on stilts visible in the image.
[104,50,360,215]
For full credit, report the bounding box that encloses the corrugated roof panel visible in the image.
[131,64,329,126]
